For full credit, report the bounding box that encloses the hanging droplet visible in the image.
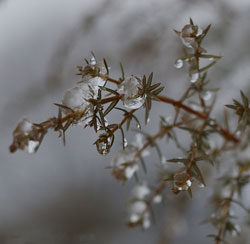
[174,59,184,69]
[146,117,150,124]
[201,91,212,101]
[96,135,111,155]
[123,138,128,148]
[121,76,145,109]
[136,123,141,129]
[190,72,199,83]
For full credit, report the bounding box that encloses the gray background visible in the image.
[1,0,250,243]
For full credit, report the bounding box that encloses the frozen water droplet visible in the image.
[90,56,96,65]
[190,72,199,83]
[180,25,195,48]
[136,123,141,129]
[123,138,128,148]
[24,140,39,154]
[96,136,111,156]
[123,96,145,109]
[146,117,150,124]
[174,59,183,69]
[96,141,110,155]
[121,76,145,109]
[153,194,162,204]
[201,91,212,101]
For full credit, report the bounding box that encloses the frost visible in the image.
[16,119,33,135]
[24,140,39,154]
[62,85,91,112]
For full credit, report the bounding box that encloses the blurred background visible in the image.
[1,0,250,243]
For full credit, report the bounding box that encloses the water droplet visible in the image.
[190,72,199,83]
[90,56,96,65]
[174,59,183,69]
[96,136,111,155]
[123,96,146,109]
[180,25,195,48]
[136,123,141,129]
[146,117,150,124]
[121,76,145,109]
[209,57,214,62]
[201,91,212,101]
[123,138,128,148]
[153,194,162,204]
